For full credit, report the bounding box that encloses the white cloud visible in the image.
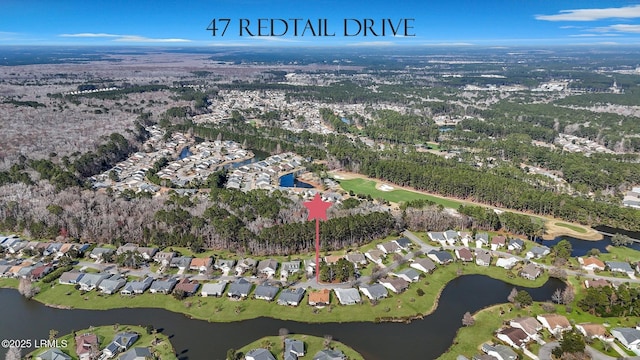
[594,24,640,33]
[59,33,192,43]
[569,33,621,37]
[536,4,640,21]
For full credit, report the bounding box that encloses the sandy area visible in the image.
[377,184,395,192]
[542,222,603,241]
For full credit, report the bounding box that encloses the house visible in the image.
[481,344,518,360]
[281,260,301,275]
[78,273,111,291]
[395,268,420,282]
[497,327,529,348]
[444,230,459,245]
[491,236,506,251]
[510,317,542,339]
[428,250,453,265]
[214,259,236,273]
[117,243,138,255]
[377,241,400,254]
[495,257,519,270]
[575,323,608,340]
[379,277,409,294]
[89,247,114,261]
[277,287,305,306]
[507,238,525,251]
[359,283,388,301]
[236,258,257,275]
[43,243,63,257]
[149,278,178,294]
[103,332,139,358]
[169,256,193,271]
[606,261,635,276]
[520,263,542,280]
[98,275,127,294]
[58,270,85,285]
[579,257,605,271]
[410,258,436,273]
[153,251,175,266]
[526,246,551,259]
[312,349,345,360]
[200,281,227,297]
[304,259,317,274]
[344,253,367,267]
[245,348,277,360]
[455,248,474,262]
[459,232,472,247]
[75,333,99,359]
[428,232,447,246]
[189,257,213,273]
[365,250,385,265]
[475,250,491,267]
[174,278,199,296]
[308,289,330,306]
[584,279,610,288]
[227,278,253,299]
[393,237,412,250]
[257,259,279,278]
[30,265,53,280]
[284,338,305,360]
[254,283,280,301]
[120,277,154,295]
[36,348,72,360]
[323,255,344,265]
[136,247,158,260]
[536,314,571,337]
[119,347,153,360]
[333,288,361,305]
[610,328,640,354]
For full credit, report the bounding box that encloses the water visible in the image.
[540,233,640,257]
[279,173,313,188]
[220,149,269,170]
[178,146,192,160]
[0,275,563,360]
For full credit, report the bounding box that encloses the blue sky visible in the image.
[1,0,640,46]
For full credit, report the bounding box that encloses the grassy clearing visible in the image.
[598,245,640,263]
[554,222,587,234]
[0,278,18,288]
[27,324,176,360]
[338,178,463,209]
[236,334,363,360]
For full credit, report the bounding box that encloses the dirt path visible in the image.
[330,170,603,241]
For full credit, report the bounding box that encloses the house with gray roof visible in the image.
[475,250,491,267]
[149,278,178,294]
[526,246,550,259]
[98,275,127,294]
[364,249,385,265]
[333,288,361,305]
[228,278,253,299]
[254,283,280,301]
[280,260,301,275]
[284,338,305,360]
[35,348,72,360]
[120,277,154,295]
[119,347,152,360]
[377,241,400,254]
[0,265,11,277]
[103,332,139,358]
[117,243,138,255]
[520,263,542,280]
[236,258,257,275]
[428,232,447,246]
[359,283,388,301]
[78,273,111,291]
[379,277,409,294]
[344,253,367,267]
[606,261,635,276]
[393,237,412,250]
[214,259,236,272]
[481,343,517,360]
[17,265,34,278]
[277,287,305,306]
[257,259,279,278]
[313,349,345,360]
[444,230,459,245]
[201,281,227,297]
[395,268,420,282]
[508,238,525,251]
[89,247,114,260]
[410,258,436,273]
[169,256,193,271]
[245,348,277,360]
[611,328,640,354]
[58,271,85,285]
[153,251,175,266]
[428,250,453,265]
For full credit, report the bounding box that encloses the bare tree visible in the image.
[323,334,333,348]
[18,278,38,299]
[507,287,518,303]
[562,287,575,305]
[552,288,563,304]
[462,312,475,326]
[4,346,20,360]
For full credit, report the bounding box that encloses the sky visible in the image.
[1,0,640,46]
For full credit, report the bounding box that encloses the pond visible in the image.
[279,173,314,188]
[0,275,564,360]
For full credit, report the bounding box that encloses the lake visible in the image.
[540,232,640,257]
[0,275,564,360]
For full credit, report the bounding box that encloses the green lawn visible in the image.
[554,222,588,234]
[27,324,176,360]
[598,245,640,263]
[338,178,463,209]
[235,334,363,360]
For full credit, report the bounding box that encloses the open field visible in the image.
[555,222,587,234]
[236,334,364,360]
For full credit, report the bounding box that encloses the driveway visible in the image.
[539,342,617,360]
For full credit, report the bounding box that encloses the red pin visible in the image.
[303,193,332,283]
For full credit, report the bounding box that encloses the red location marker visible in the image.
[303,193,332,283]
